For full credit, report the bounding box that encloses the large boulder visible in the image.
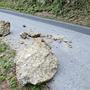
[0,21,10,36]
[15,38,58,85]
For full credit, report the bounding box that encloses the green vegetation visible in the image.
[23,83,48,90]
[0,0,90,26]
[0,42,7,52]
[0,40,17,89]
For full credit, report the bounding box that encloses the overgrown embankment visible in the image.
[0,0,90,26]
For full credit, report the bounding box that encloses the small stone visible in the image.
[20,32,41,39]
[23,25,26,28]
[20,32,28,39]
[68,45,72,48]
[28,31,41,38]
[63,42,72,48]
[46,35,53,39]
[64,40,72,48]
[0,21,10,36]
[20,41,24,44]
[0,53,5,58]
[52,35,64,41]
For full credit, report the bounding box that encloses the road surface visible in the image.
[0,9,90,90]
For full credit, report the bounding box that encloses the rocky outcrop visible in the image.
[15,38,58,85]
[0,21,10,36]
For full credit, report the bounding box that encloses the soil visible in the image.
[0,81,11,90]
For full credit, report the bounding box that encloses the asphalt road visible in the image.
[0,9,90,90]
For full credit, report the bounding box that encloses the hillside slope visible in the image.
[0,0,90,27]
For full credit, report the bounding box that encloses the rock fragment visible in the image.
[20,31,72,48]
[28,32,41,38]
[51,35,64,41]
[22,25,26,28]
[20,32,41,39]
[20,32,28,39]
[0,21,10,36]
[15,38,58,85]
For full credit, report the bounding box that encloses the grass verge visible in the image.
[0,40,17,90]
